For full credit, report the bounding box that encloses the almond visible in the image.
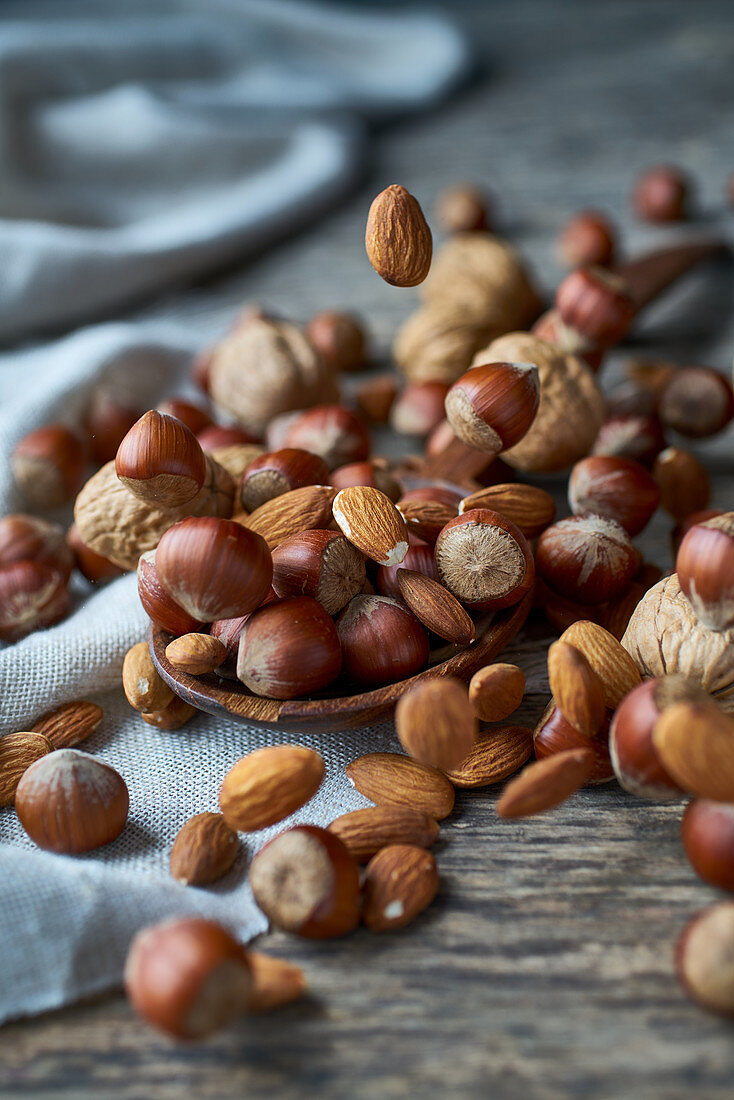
[169,811,239,885]
[165,633,227,676]
[346,752,455,820]
[31,699,103,749]
[395,677,477,772]
[247,952,307,1012]
[459,483,556,537]
[496,747,594,818]
[0,732,52,807]
[362,845,439,931]
[244,485,336,550]
[561,620,641,708]
[219,745,324,831]
[396,570,475,645]
[332,486,409,567]
[547,640,606,738]
[468,663,525,722]
[365,184,432,288]
[328,805,439,863]
[140,695,197,730]
[652,701,734,801]
[396,499,457,545]
[446,725,534,788]
[122,640,174,713]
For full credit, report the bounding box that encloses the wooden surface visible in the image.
[2,2,734,1097]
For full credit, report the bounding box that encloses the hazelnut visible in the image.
[676,512,734,631]
[271,529,366,615]
[237,596,342,699]
[682,801,734,893]
[390,382,449,438]
[671,508,724,557]
[15,749,129,853]
[534,703,614,784]
[444,362,540,455]
[305,310,367,373]
[676,903,734,1016]
[608,676,705,798]
[355,374,398,424]
[398,485,463,511]
[249,825,360,938]
[557,210,616,268]
[632,164,690,222]
[196,424,259,451]
[115,410,207,508]
[137,550,204,636]
[329,461,401,501]
[653,446,711,522]
[210,591,276,668]
[604,382,659,420]
[531,308,605,373]
[67,523,125,585]
[376,538,439,599]
[622,574,734,714]
[124,917,253,1039]
[0,561,70,642]
[191,347,214,394]
[155,516,273,622]
[157,397,213,436]
[434,508,534,611]
[208,314,337,437]
[435,184,490,234]
[592,414,666,468]
[658,366,734,439]
[555,267,635,348]
[0,514,73,581]
[336,595,429,687]
[240,448,330,512]
[568,455,660,536]
[281,405,370,470]
[11,425,86,509]
[536,515,637,606]
[84,390,141,465]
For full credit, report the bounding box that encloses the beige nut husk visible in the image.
[394,301,506,385]
[74,457,234,571]
[208,315,338,437]
[471,332,605,472]
[421,233,541,321]
[208,443,264,485]
[622,574,734,714]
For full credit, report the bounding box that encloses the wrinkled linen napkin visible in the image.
[0,0,485,1025]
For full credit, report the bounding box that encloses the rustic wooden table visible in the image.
[1,2,733,1097]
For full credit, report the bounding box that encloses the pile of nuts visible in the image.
[2,171,734,1038]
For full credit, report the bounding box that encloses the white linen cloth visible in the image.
[0,0,493,1025]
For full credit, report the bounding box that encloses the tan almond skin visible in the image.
[395,677,477,772]
[247,952,307,1012]
[0,732,52,807]
[219,745,325,831]
[496,748,594,818]
[446,726,534,788]
[244,485,336,550]
[328,806,439,863]
[653,701,734,802]
[346,752,455,820]
[123,641,174,713]
[31,700,103,749]
[396,570,475,645]
[170,812,239,886]
[362,845,439,932]
[141,696,198,730]
[547,640,606,738]
[165,633,228,676]
[459,483,556,537]
[365,184,432,288]
[332,486,409,567]
[468,663,525,723]
[560,620,641,708]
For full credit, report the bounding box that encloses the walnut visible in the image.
[209,443,263,485]
[473,332,605,472]
[208,315,338,436]
[74,457,234,571]
[393,302,501,384]
[420,233,542,324]
[622,574,734,714]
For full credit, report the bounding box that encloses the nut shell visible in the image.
[237,596,342,699]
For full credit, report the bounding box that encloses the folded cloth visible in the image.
[0,0,468,343]
[0,1,474,1023]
